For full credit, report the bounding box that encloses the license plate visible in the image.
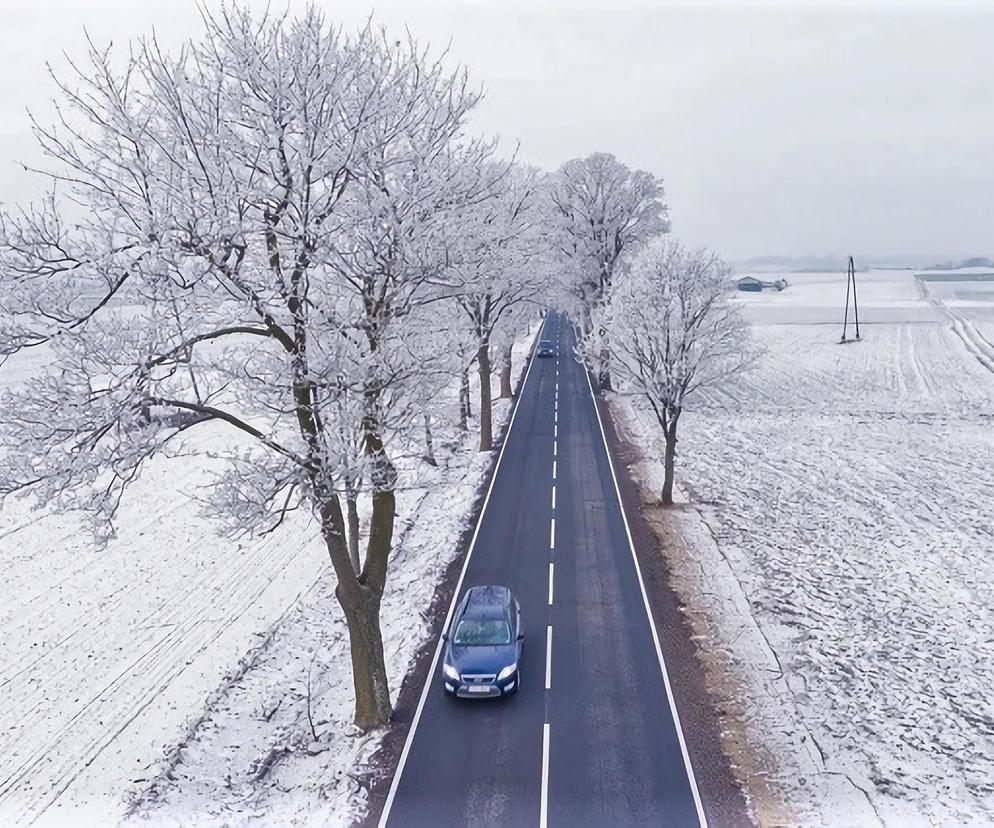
[467,685,491,694]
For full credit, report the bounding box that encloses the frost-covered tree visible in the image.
[0,5,499,730]
[549,153,668,387]
[588,239,751,504]
[443,164,546,450]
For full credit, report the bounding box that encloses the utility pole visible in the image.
[840,256,861,343]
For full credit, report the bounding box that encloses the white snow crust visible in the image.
[612,269,994,826]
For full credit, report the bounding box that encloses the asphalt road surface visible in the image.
[381,312,707,828]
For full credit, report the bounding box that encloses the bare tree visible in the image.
[587,239,752,504]
[0,6,498,730]
[549,153,668,388]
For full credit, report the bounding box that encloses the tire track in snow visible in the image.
[0,517,321,820]
[0,444,326,825]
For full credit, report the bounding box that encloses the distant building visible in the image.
[736,276,764,292]
[736,275,790,292]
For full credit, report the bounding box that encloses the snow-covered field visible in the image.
[614,269,994,826]
[124,431,498,827]
[0,320,537,826]
[0,420,327,826]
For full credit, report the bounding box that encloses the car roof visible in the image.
[463,585,513,616]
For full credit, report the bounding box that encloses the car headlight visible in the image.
[497,663,517,681]
[443,663,461,682]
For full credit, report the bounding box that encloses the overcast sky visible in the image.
[1,0,991,259]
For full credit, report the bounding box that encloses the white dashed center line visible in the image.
[545,334,557,820]
[545,625,553,689]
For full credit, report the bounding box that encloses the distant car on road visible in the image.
[537,340,555,358]
[442,585,523,699]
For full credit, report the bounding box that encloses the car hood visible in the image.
[445,643,517,675]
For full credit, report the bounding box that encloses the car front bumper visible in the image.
[444,674,516,698]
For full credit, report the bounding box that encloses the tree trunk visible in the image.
[346,494,361,574]
[459,365,471,430]
[662,418,679,505]
[498,345,513,398]
[477,340,493,451]
[423,413,437,466]
[138,356,152,423]
[319,494,392,730]
[597,333,612,391]
[336,578,391,731]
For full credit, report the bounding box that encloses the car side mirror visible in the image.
[442,632,449,642]
[516,633,525,642]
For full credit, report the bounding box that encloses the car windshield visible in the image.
[540,341,552,347]
[453,618,511,646]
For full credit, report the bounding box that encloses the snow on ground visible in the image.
[0,315,537,826]
[733,269,944,326]
[612,269,994,826]
[123,432,491,828]
[122,329,537,827]
[0,414,326,827]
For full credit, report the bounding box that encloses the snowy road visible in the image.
[380,314,725,827]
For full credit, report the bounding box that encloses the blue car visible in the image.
[442,585,523,699]
[537,340,555,358]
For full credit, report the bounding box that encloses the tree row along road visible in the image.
[380,312,707,827]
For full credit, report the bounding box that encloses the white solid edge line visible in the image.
[545,625,553,688]
[540,723,551,828]
[548,562,555,605]
[582,366,709,828]
[378,315,548,828]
